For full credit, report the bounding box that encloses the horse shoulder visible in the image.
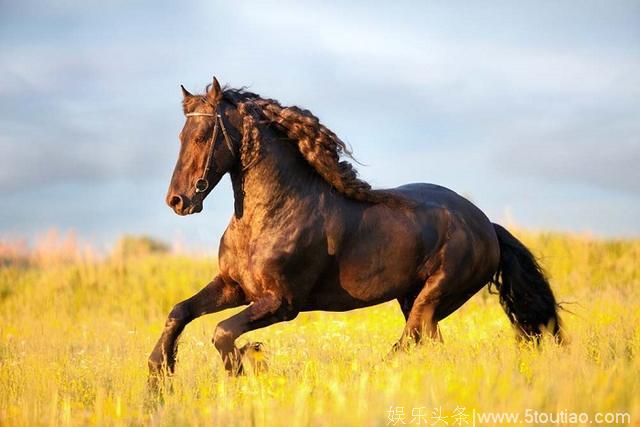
[220,206,330,299]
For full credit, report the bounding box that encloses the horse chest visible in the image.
[220,220,322,299]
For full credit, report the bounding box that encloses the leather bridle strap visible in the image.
[185,109,235,194]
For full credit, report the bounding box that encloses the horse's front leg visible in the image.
[212,293,298,375]
[148,275,246,382]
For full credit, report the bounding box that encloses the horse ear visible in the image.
[208,76,222,101]
[181,85,193,98]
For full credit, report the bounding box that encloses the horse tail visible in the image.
[491,223,565,344]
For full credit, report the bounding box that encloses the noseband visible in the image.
[185,107,235,194]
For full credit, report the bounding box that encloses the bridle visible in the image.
[185,105,235,194]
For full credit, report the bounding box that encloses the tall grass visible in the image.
[0,231,638,426]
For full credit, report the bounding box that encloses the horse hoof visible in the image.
[385,340,415,360]
[239,342,268,374]
[239,341,264,354]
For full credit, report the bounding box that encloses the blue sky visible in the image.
[1,0,639,249]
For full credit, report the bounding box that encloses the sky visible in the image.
[1,0,639,250]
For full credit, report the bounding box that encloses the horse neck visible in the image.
[229,132,330,219]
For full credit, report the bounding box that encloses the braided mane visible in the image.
[223,89,406,206]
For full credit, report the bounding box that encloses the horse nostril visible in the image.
[168,195,183,209]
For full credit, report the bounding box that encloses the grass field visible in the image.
[0,230,638,426]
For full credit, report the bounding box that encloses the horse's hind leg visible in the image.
[397,287,420,321]
[391,269,448,352]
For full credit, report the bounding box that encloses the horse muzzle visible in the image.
[166,193,203,216]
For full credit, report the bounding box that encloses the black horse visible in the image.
[148,77,563,380]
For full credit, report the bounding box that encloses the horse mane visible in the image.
[222,88,407,207]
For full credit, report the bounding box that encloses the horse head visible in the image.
[166,77,239,215]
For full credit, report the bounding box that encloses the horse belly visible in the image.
[303,260,419,312]
[304,229,425,311]
[304,272,410,311]
[341,251,419,300]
